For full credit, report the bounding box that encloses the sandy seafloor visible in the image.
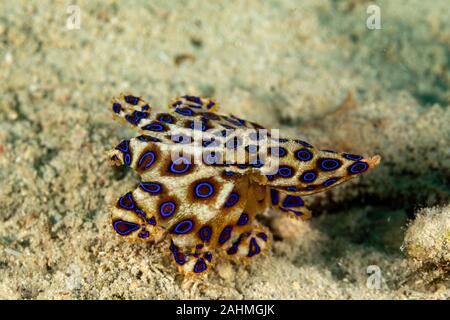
[0,0,449,299]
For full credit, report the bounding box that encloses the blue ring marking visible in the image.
[169,157,191,174]
[138,230,150,239]
[295,149,313,161]
[202,112,219,120]
[246,145,259,154]
[194,182,214,198]
[234,117,246,126]
[250,158,265,168]
[227,243,239,255]
[137,135,160,142]
[125,114,136,125]
[115,140,130,152]
[198,226,212,241]
[202,140,212,148]
[294,140,313,148]
[286,186,298,191]
[270,189,279,205]
[282,195,304,208]
[142,123,165,132]
[113,220,140,236]
[175,107,194,116]
[160,201,176,217]
[138,151,156,170]
[174,253,186,265]
[257,232,268,241]
[204,152,219,165]
[169,241,186,265]
[147,216,156,225]
[194,258,207,273]
[189,120,207,131]
[223,170,235,177]
[171,134,191,144]
[226,137,242,149]
[225,116,245,126]
[135,209,146,219]
[248,237,261,257]
[323,178,338,187]
[183,95,202,105]
[125,95,139,105]
[206,101,215,109]
[225,193,239,207]
[237,213,249,226]
[249,131,266,141]
[216,128,233,137]
[271,147,287,157]
[305,186,315,191]
[203,252,213,262]
[133,111,149,123]
[266,174,274,181]
[139,182,162,194]
[218,226,232,244]
[237,164,248,169]
[141,104,150,111]
[123,153,131,166]
[172,100,182,107]
[319,158,342,171]
[343,153,363,161]
[158,114,174,123]
[196,244,204,250]
[202,139,218,148]
[348,161,368,174]
[112,103,122,113]
[278,166,294,177]
[300,170,317,182]
[118,192,135,210]
[171,219,194,234]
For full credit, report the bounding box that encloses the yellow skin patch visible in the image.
[107,93,381,275]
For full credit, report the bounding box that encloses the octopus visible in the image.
[107,93,381,275]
